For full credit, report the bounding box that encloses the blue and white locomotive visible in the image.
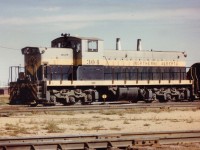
[9,33,199,105]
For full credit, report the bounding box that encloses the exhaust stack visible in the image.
[116,38,121,50]
[137,39,142,51]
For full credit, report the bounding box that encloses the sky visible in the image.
[0,0,200,86]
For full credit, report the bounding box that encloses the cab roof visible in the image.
[51,35,103,43]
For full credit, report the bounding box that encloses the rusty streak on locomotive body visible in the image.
[9,34,200,106]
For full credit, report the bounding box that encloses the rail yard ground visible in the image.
[0,95,9,105]
[0,95,200,138]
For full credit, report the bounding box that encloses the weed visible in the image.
[31,111,42,115]
[93,115,101,118]
[88,111,95,113]
[15,126,30,134]
[186,119,193,123]
[143,123,150,126]
[186,117,194,123]
[44,121,65,133]
[124,109,143,114]
[99,110,124,116]
[123,120,130,124]
[130,117,139,121]
[91,125,105,131]
[64,111,75,116]
[192,108,197,112]
[170,119,179,122]
[5,123,16,130]
[118,112,125,116]
[28,119,37,124]
[110,127,121,131]
[0,95,9,105]
[104,117,115,121]
[4,123,30,136]
[80,111,85,114]
[30,125,39,130]
[18,119,23,123]
[76,127,90,131]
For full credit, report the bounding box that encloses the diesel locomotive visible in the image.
[9,33,200,106]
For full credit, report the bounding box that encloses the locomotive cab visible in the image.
[51,34,105,80]
[51,33,104,66]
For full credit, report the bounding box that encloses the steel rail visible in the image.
[1,138,156,150]
[1,130,200,149]
[0,102,200,116]
[0,130,200,146]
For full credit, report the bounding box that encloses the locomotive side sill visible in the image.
[47,80,192,86]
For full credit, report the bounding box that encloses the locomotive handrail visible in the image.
[71,65,74,84]
[112,67,114,84]
[60,66,63,84]
[179,69,182,83]
[9,66,25,83]
[193,67,199,93]
[136,68,139,84]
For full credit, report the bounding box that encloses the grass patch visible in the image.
[170,119,179,122]
[47,111,76,116]
[110,127,121,131]
[143,123,150,126]
[123,120,130,124]
[186,117,194,123]
[91,125,105,131]
[76,127,90,131]
[4,123,30,136]
[93,115,101,118]
[98,110,124,116]
[103,117,115,121]
[30,125,39,131]
[44,121,65,133]
[124,108,172,114]
[5,123,18,130]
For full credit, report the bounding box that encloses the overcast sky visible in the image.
[0,0,200,85]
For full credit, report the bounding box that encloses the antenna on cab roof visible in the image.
[61,33,70,37]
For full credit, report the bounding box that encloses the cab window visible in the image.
[88,40,98,52]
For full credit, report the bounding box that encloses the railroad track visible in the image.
[1,130,200,149]
[0,102,200,116]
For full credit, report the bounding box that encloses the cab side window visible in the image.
[88,40,98,52]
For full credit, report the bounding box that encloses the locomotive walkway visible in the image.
[0,130,200,149]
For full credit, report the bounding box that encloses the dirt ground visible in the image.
[0,106,200,137]
[0,95,200,137]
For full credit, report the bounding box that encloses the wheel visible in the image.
[69,96,76,105]
[166,93,172,101]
